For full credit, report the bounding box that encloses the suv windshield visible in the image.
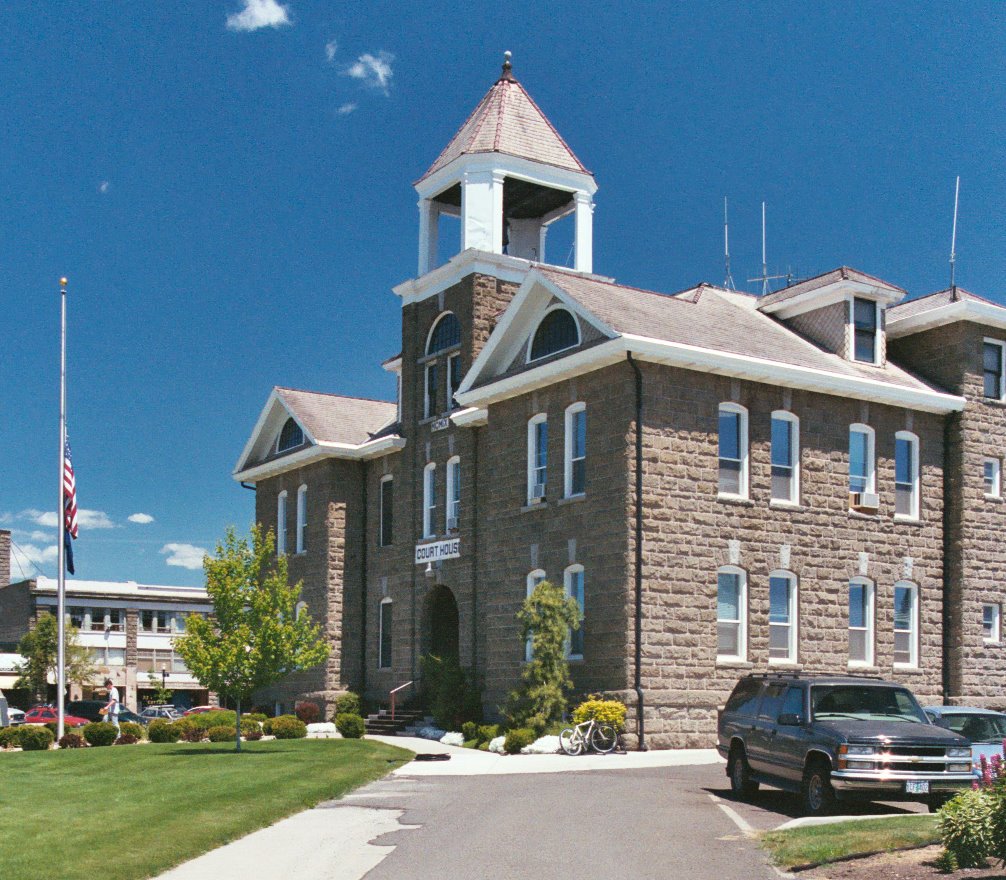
[811,685,927,724]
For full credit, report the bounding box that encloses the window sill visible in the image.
[847,663,880,671]
[984,494,1005,502]
[521,501,549,513]
[769,500,803,511]
[980,397,1006,408]
[893,515,923,526]
[768,660,802,668]
[716,658,753,669]
[983,639,1001,646]
[557,494,586,507]
[848,510,882,520]
[717,494,754,507]
[417,535,439,544]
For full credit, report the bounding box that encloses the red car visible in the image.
[23,707,89,728]
[182,706,217,716]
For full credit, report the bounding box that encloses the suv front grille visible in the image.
[887,746,945,758]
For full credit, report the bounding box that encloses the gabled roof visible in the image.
[887,286,1006,338]
[233,387,402,483]
[418,60,590,183]
[757,266,906,312]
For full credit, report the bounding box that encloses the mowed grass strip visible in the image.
[760,814,940,869]
[0,738,413,880]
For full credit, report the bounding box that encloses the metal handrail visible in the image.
[389,680,414,721]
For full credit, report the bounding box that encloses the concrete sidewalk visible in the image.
[369,734,723,775]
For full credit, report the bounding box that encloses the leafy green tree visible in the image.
[14,612,96,702]
[146,672,174,707]
[174,525,330,751]
[503,581,581,734]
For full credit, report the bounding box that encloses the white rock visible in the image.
[306,722,340,739]
[417,726,447,741]
[488,735,507,754]
[439,731,465,747]
[521,735,561,755]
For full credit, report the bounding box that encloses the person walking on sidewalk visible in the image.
[103,678,120,733]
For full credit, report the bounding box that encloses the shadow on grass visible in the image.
[166,749,290,757]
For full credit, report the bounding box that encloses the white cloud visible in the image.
[9,542,58,579]
[20,508,115,530]
[161,543,208,571]
[336,102,358,116]
[226,0,291,32]
[345,51,394,94]
[128,513,155,525]
[28,530,54,543]
[99,181,110,194]
[325,39,338,63]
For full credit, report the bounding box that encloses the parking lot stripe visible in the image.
[707,793,756,836]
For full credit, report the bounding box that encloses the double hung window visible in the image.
[853,298,879,364]
[379,599,393,669]
[564,565,585,659]
[296,485,307,553]
[848,579,875,666]
[984,458,1001,497]
[894,432,919,518]
[716,566,747,661]
[768,572,797,663]
[527,415,548,502]
[564,403,586,497]
[379,476,393,546]
[770,412,799,503]
[983,604,1001,643]
[525,570,546,661]
[983,340,1005,400]
[718,404,748,498]
[893,582,918,667]
[422,463,437,538]
[446,457,461,531]
[849,425,875,496]
[277,490,287,555]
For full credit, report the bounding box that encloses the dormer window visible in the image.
[277,418,304,452]
[852,298,879,364]
[529,308,579,362]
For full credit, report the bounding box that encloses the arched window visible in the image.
[379,598,393,669]
[894,431,920,520]
[277,418,304,452]
[426,312,461,355]
[768,571,798,663]
[564,564,585,659]
[529,308,579,361]
[296,485,308,553]
[276,490,288,556]
[525,570,546,661]
[422,463,437,539]
[770,411,800,505]
[718,403,748,499]
[717,565,747,661]
[893,581,918,668]
[848,577,875,666]
[446,456,461,532]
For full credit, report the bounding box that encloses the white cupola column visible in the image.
[417,198,440,276]
[573,192,594,273]
[461,170,505,254]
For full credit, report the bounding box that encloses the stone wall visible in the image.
[0,580,33,650]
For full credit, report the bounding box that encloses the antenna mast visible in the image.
[723,197,735,290]
[950,175,960,289]
[747,201,788,295]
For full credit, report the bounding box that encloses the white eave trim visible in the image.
[233,436,406,483]
[450,406,489,428]
[759,279,905,319]
[887,300,1006,339]
[233,388,319,477]
[416,152,597,202]
[393,249,532,306]
[455,334,965,415]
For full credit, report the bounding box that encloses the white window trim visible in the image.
[296,484,308,553]
[378,597,393,669]
[525,570,546,661]
[718,403,749,500]
[850,296,882,366]
[425,311,459,356]
[848,577,875,667]
[849,423,876,497]
[564,564,585,660]
[422,462,437,539]
[983,603,1001,645]
[276,490,288,556]
[564,402,586,498]
[983,338,1006,401]
[526,305,581,364]
[894,431,920,521]
[527,414,548,503]
[768,570,798,664]
[893,581,919,669]
[447,352,461,411]
[716,565,747,663]
[379,474,393,547]
[984,457,1001,498]
[770,410,800,505]
[446,456,461,532]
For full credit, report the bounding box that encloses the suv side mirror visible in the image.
[778,713,804,726]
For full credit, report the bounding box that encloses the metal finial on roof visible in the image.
[501,50,513,80]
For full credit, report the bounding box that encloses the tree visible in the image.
[174,525,330,751]
[146,672,174,707]
[503,581,581,734]
[15,612,96,703]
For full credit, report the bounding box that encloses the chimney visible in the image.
[0,529,9,586]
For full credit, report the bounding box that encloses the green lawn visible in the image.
[0,738,413,880]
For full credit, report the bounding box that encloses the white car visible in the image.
[139,705,181,724]
[7,708,25,726]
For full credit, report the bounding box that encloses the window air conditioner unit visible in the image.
[530,483,546,503]
[446,516,459,532]
[849,491,880,512]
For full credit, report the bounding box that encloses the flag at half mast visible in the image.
[64,440,77,575]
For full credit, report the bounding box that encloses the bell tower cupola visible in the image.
[415,52,598,276]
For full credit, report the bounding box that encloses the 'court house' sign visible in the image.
[414,538,461,564]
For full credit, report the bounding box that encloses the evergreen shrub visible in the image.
[18,725,54,751]
[147,720,181,743]
[207,725,237,743]
[335,713,365,738]
[82,722,118,747]
[270,716,307,739]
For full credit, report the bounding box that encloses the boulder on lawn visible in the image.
[439,731,464,747]
[306,722,340,739]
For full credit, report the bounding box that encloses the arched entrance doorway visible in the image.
[423,585,459,661]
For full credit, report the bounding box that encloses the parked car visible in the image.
[66,700,144,725]
[718,673,973,815]
[183,705,217,716]
[139,705,181,724]
[23,706,89,728]
[7,708,25,726]
[925,705,1006,778]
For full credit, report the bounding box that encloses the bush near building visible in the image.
[269,716,307,739]
[82,723,117,748]
[147,720,181,743]
[295,702,321,724]
[17,726,55,751]
[503,728,536,754]
[571,697,628,732]
[335,713,365,738]
[332,692,362,718]
[207,725,237,743]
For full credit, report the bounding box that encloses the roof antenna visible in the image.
[747,201,787,295]
[723,197,736,290]
[949,175,960,292]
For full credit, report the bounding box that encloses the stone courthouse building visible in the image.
[234,57,1006,747]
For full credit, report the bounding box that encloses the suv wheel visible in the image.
[801,761,836,816]
[729,746,759,799]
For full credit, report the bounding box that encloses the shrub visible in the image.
[114,733,139,745]
[461,721,478,742]
[270,715,307,739]
[119,721,145,741]
[933,849,958,874]
[18,725,55,751]
[58,732,86,749]
[503,728,535,754]
[83,722,118,747]
[185,710,236,731]
[295,702,321,725]
[243,712,268,724]
[0,727,20,748]
[147,720,181,743]
[239,719,261,737]
[207,725,237,743]
[477,724,499,744]
[180,726,205,743]
[421,654,482,730]
[335,713,365,739]
[333,692,361,718]
[263,714,298,736]
[939,788,994,869]
[571,697,628,733]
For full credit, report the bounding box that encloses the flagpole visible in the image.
[57,276,68,742]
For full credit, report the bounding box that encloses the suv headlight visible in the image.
[841,745,878,757]
[947,747,972,759]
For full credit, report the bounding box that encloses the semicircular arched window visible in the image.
[427,312,461,355]
[529,309,579,361]
[277,418,304,452]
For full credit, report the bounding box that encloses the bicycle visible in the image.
[559,717,617,755]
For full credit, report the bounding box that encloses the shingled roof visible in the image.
[757,266,906,310]
[419,57,590,182]
[275,387,397,447]
[888,286,1001,320]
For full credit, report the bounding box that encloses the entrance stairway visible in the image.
[363,708,428,736]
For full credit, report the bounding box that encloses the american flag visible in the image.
[64,441,77,574]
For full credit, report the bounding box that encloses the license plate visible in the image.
[906,781,930,794]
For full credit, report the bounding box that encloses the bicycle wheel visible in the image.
[590,724,617,754]
[559,727,583,756]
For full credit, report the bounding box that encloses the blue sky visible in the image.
[3,2,1004,585]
